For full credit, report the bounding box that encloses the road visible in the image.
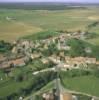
[24,65,99,100]
[32,67,56,75]
[55,63,99,100]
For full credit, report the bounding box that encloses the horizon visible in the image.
[0,0,99,3]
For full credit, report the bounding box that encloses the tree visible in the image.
[94,69,99,78]
[35,95,43,100]
[67,39,86,57]
[10,68,24,82]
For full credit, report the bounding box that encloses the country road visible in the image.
[32,67,56,75]
[24,65,99,100]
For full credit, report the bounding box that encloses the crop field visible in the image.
[0,7,99,43]
[0,15,43,42]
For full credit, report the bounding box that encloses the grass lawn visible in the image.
[62,75,99,96]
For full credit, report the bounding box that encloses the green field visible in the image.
[61,75,99,96]
[0,68,32,98]
[0,7,99,43]
[0,80,30,97]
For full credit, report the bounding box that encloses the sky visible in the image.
[0,0,99,3]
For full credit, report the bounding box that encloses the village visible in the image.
[0,31,99,100]
[0,31,99,70]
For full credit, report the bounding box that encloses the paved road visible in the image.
[32,67,55,75]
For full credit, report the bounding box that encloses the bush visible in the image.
[35,95,43,100]
[60,69,91,78]
[67,39,86,57]
[76,94,91,100]
[0,40,12,53]
[66,38,99,59]
[93,69,99,78]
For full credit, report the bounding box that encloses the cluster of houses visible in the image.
[48,54,99,71]
[42,91,98,100]
[0,31,97,70]
[0,55,28,69]
[11,30,88,55]
[42,91,76,100]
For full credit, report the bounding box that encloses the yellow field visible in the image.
[0,21,42,42]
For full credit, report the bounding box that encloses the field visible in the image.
[0,4,99,99]
[62,75,99,96]
[0,7,99,43]
[0,67,32,98]
[0,79,30,97]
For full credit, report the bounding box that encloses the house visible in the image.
[0,54,6,63]
[96,61,99,65]
[62,93,73,100]
[72,95,78,100]
[57,63,71,71]
[31,53,41,60]
[57,41,71,51]
[12,47,17,54]
[6,16,12,21]
[91,97,99,100]
[8,58,26,67]
[85,47,92,53]
[48,55,61,64]
[0,62,10,69]
[60,93,78,100]
[41,58,49,64]
[64,56,97,69]
[44,44,48,49]
[57,61,77,71]
[0,55,28,69]
[19,96,23,100]
[42,92,54,100]
[59,52,65,57]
